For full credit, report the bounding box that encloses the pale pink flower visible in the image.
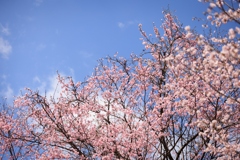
[184,25,190,31]
[228,28,235,39]
[209,3,216,8]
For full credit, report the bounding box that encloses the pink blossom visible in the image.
[184,25,190,31]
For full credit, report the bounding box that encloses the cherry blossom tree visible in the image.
[1,0,239,159]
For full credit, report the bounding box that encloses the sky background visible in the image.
[0,0,213,103]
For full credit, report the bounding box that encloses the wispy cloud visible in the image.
[0,37,12,59]
[1,74,7,80]
[33,76,41,83]
[118,22,125,28]
[0,85,14,102]
[117,20,138,29]
[0,75,14,103]
[46,74,62,100]
[34,74,64,101]
[33,76,46,96]
[4,85,13,100]
[69,68,75,77]
[0,24,10,36]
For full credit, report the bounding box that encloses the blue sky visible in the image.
[0,0,209,103]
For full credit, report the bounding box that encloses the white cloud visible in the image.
[34,74,64,101]
[118,22,125,28]
[0,37,12,59]
[46,74,62,100]
[33,76,41,83]
[0,85,14,102]
[0,24,10,36]
[117,20,138,29]
[5,85,13,100]
[69,68,75,77]
[32,76,47,98]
